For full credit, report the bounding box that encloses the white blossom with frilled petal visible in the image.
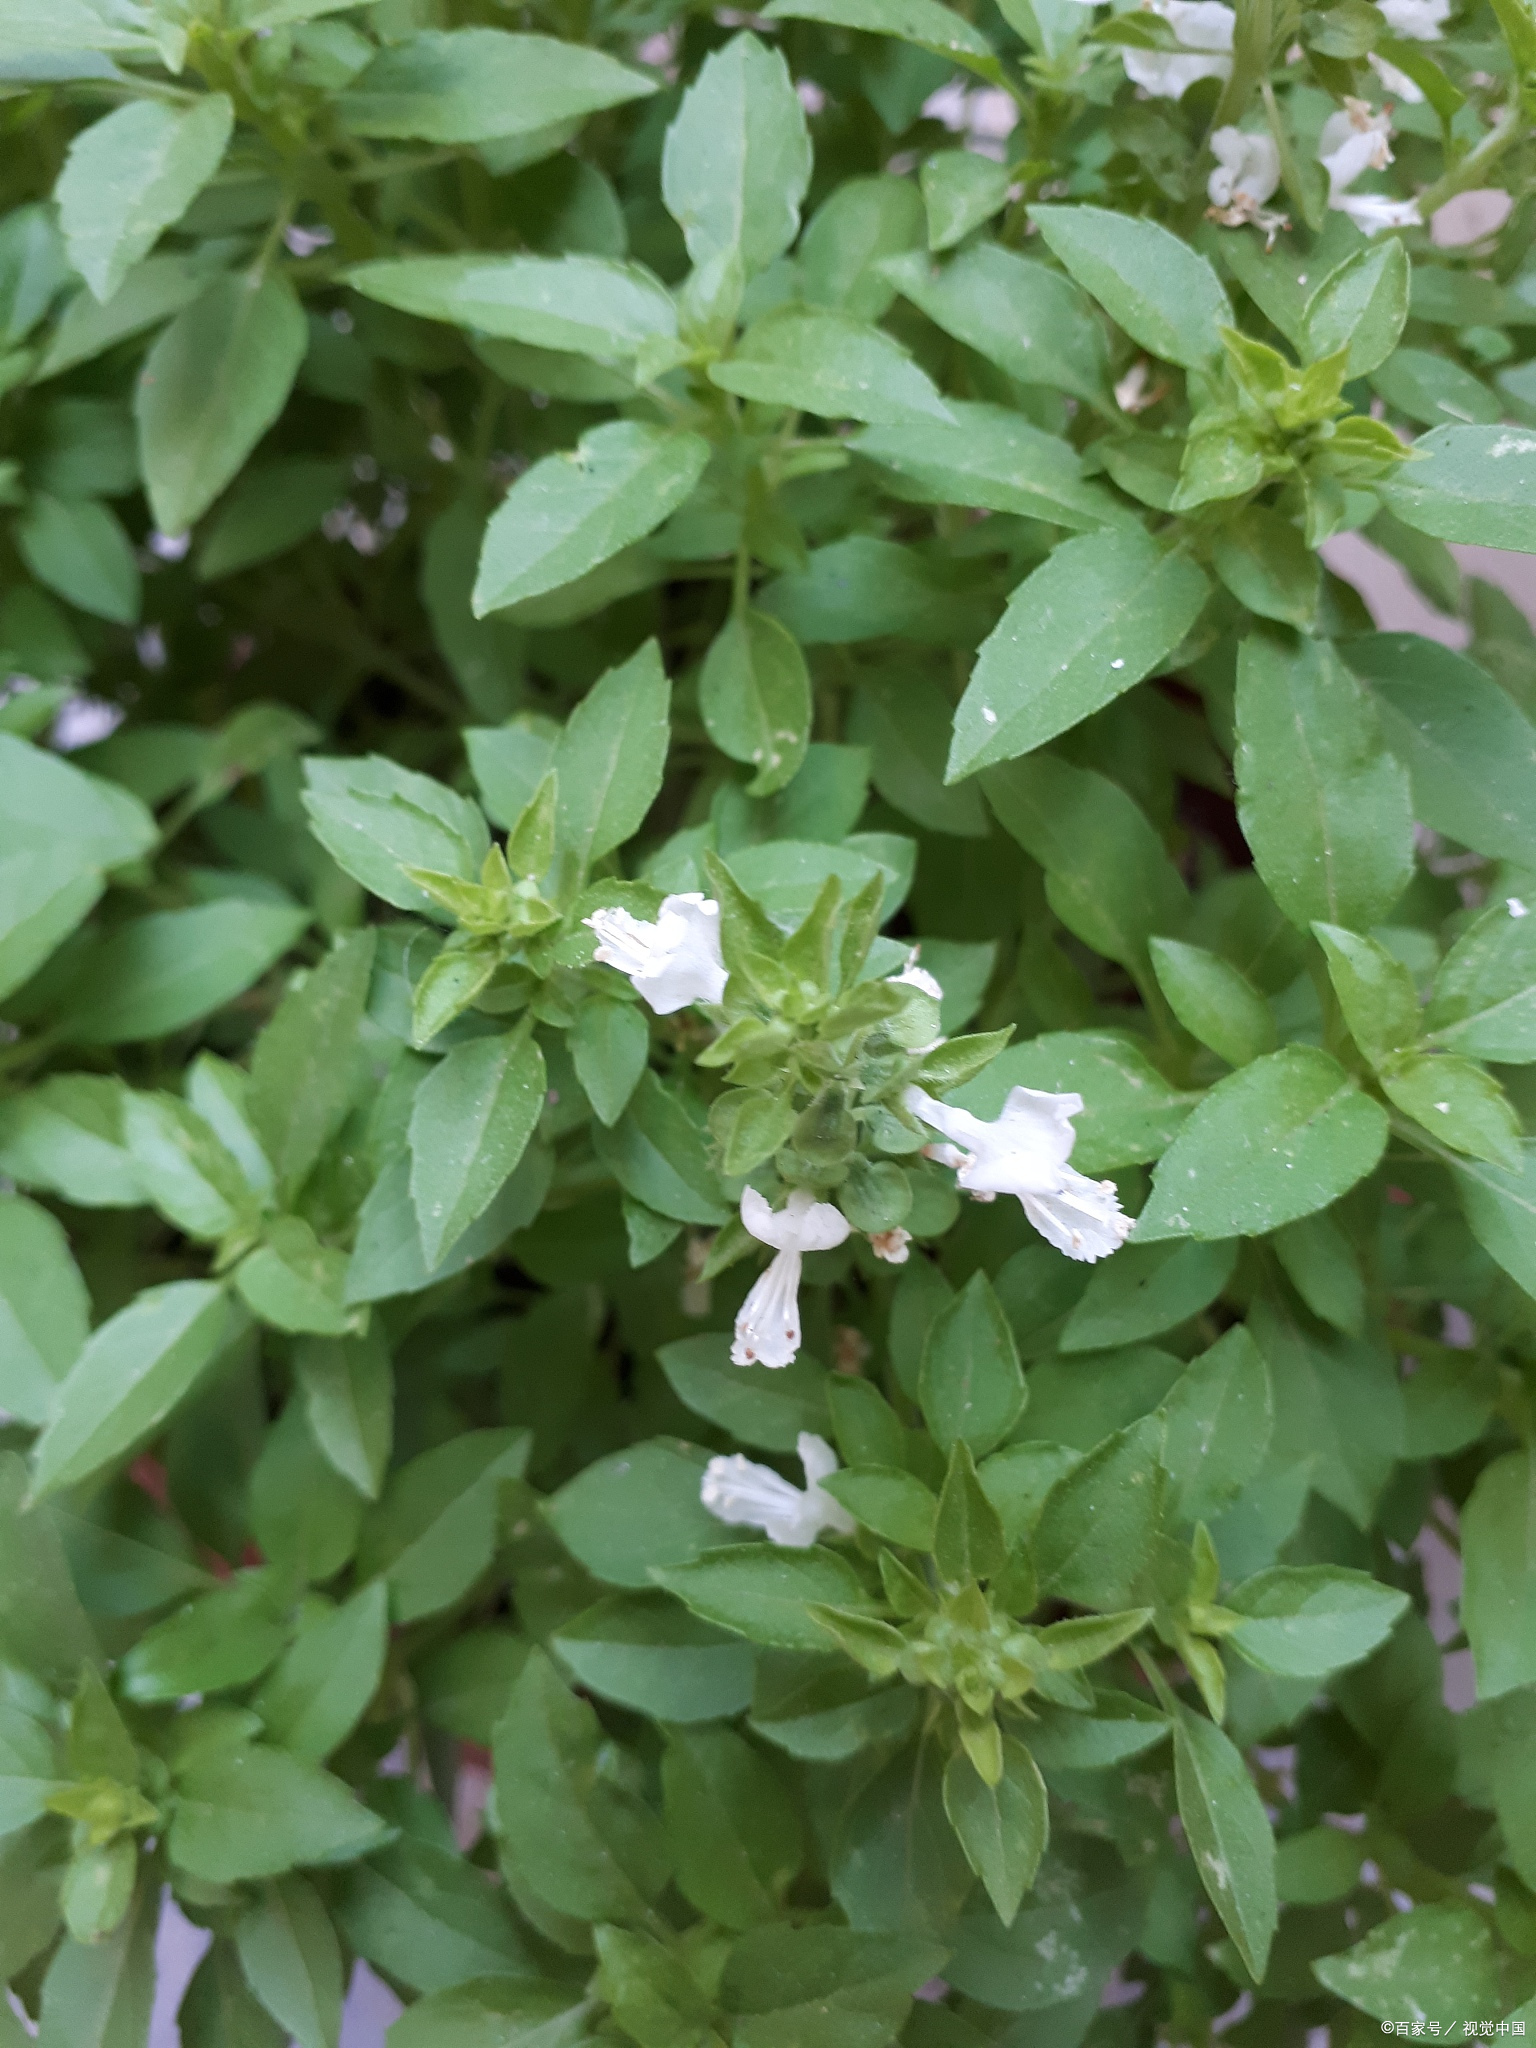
[904,1084,1132,1262]
[731,1188,851,1369]
[1317,100,1422,234]
[1123,0,1235,97]
[585,893,728,1014]
[700,1432,857,1547]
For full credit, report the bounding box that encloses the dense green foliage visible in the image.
[2,0,1536,2040]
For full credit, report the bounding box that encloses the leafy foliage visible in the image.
[0,0,1533,2041]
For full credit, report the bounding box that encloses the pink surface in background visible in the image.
[118,530,1531,2048]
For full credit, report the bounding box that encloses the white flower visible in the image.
[732,1187,851,1369]
[904,1084,1133,1263]
[1122,0,1235,100]
[869,1226,912,1264]
[889,954,943,1003]
[1319,99,1394,192]
[1206,126,1288,240]
[700,1432,857,1548]
[1377,0,1450,37]
[1317,99,1422,234]
[1368,52,1425,101]
[585,893,727,1014]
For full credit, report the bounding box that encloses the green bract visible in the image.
[0,0,1533,2041]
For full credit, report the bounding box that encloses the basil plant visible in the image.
[2,0,1536,2037]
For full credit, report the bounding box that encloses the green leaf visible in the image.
[919,1271,1026,1457]
[1135,1046,1389,1242]
[1025,1691,1168,1772]
[1061,1236,1236,1353]
[1209,505,1320,630]
[553,1590,755,1722]
[0,1702,60,1839]
[32,1280,235,1499]
[1348,633,1536,871]
[711,305,951,425]
[0,1451,98,1691]
[119,1567,288,1702]
[1172,1704,1276,1981]
[293,1331,392,1502]
[1374,346,1501,431]
[1381,1051,1522,1170]
[1225,1564,1408,1679]
[345,252,675,361]
[492,1647,668,1924]
[592,1070,728,1226]
[950,528,1210,777]
[663,1724,802,1928]
[820,1466,939,1551]
[473,421,709,615]
[1159,1324,1272,1524]
[16,494,138,625]
[700,608,812,798]
[570,996,648,1128]
[596,1924,718,2047]
[55,96,233,303]
[61,901,306,1045]
[883,243,1112,410]
[0,732,156,870]
[853,402,1126,532]
[922,148,1010,251]
[248,930,376,1201]
[335,1839,535,1996]
[1030,204,1230,369]
[251,1583,390,1761]
[1272,1209,1365,1336]
[234,1875,344,2048]
[1234,634,1413,935]
[136,273,308,536]
[1383,423,1536,551]
[35,1877,157,2048]
[661,32,811,277]
[168,1742,390,1884]
[1450,1143,1536,1302]
[235,1218,353,1338]
[1428,896,1536,1063]
[942,1738,1047,1927]
[1312,923,1420,1072]
[554,638,671,871]
[655,1543,878,1650]
[546,1439,726,1589]
[357,1430,529,1624]
[0,847,103,1008]
[1462,1447,1536,1698]
[721,1924,948,2048]
[767,0,1000,68]
[1312,1904,1502,2024]
[0,1192,89,1427]
[340,28,655,143]
[304,755,488,919]
[1149,938,1276,1068]
[177,1941,286,2048]
[984,754,1188,977]
[933,1440,1008,1583]
[346,1144,552,1304]
[1032,1417,1165,1611]
[195,457,348,580]
[387,1981,592,2048]
[657,1332,831,1452]
[800,174,925,320]
[1300,238,1408,379]
[408,1030,545,1269]
[35,253,207,382]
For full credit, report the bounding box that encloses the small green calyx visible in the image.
[45,1776,160,1846]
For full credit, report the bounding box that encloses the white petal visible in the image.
[797,1432,840,1486]
[731,1248,804,1368]
[1022,1170,1133,1263]
[740,1187,851,1254]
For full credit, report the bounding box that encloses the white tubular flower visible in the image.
[700,1432,857,1548]
[904,1084,1133,1263]
[1378,0,1450,37]
[584,892,727,1014]
[889,957,943,1002]
[1122,0,1235,100]
[1317,101,1421,236]
[1207,126,1288,240]
[1368,52,1425,101]
[732,1187,851,1369]
[886,951,945,1053]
